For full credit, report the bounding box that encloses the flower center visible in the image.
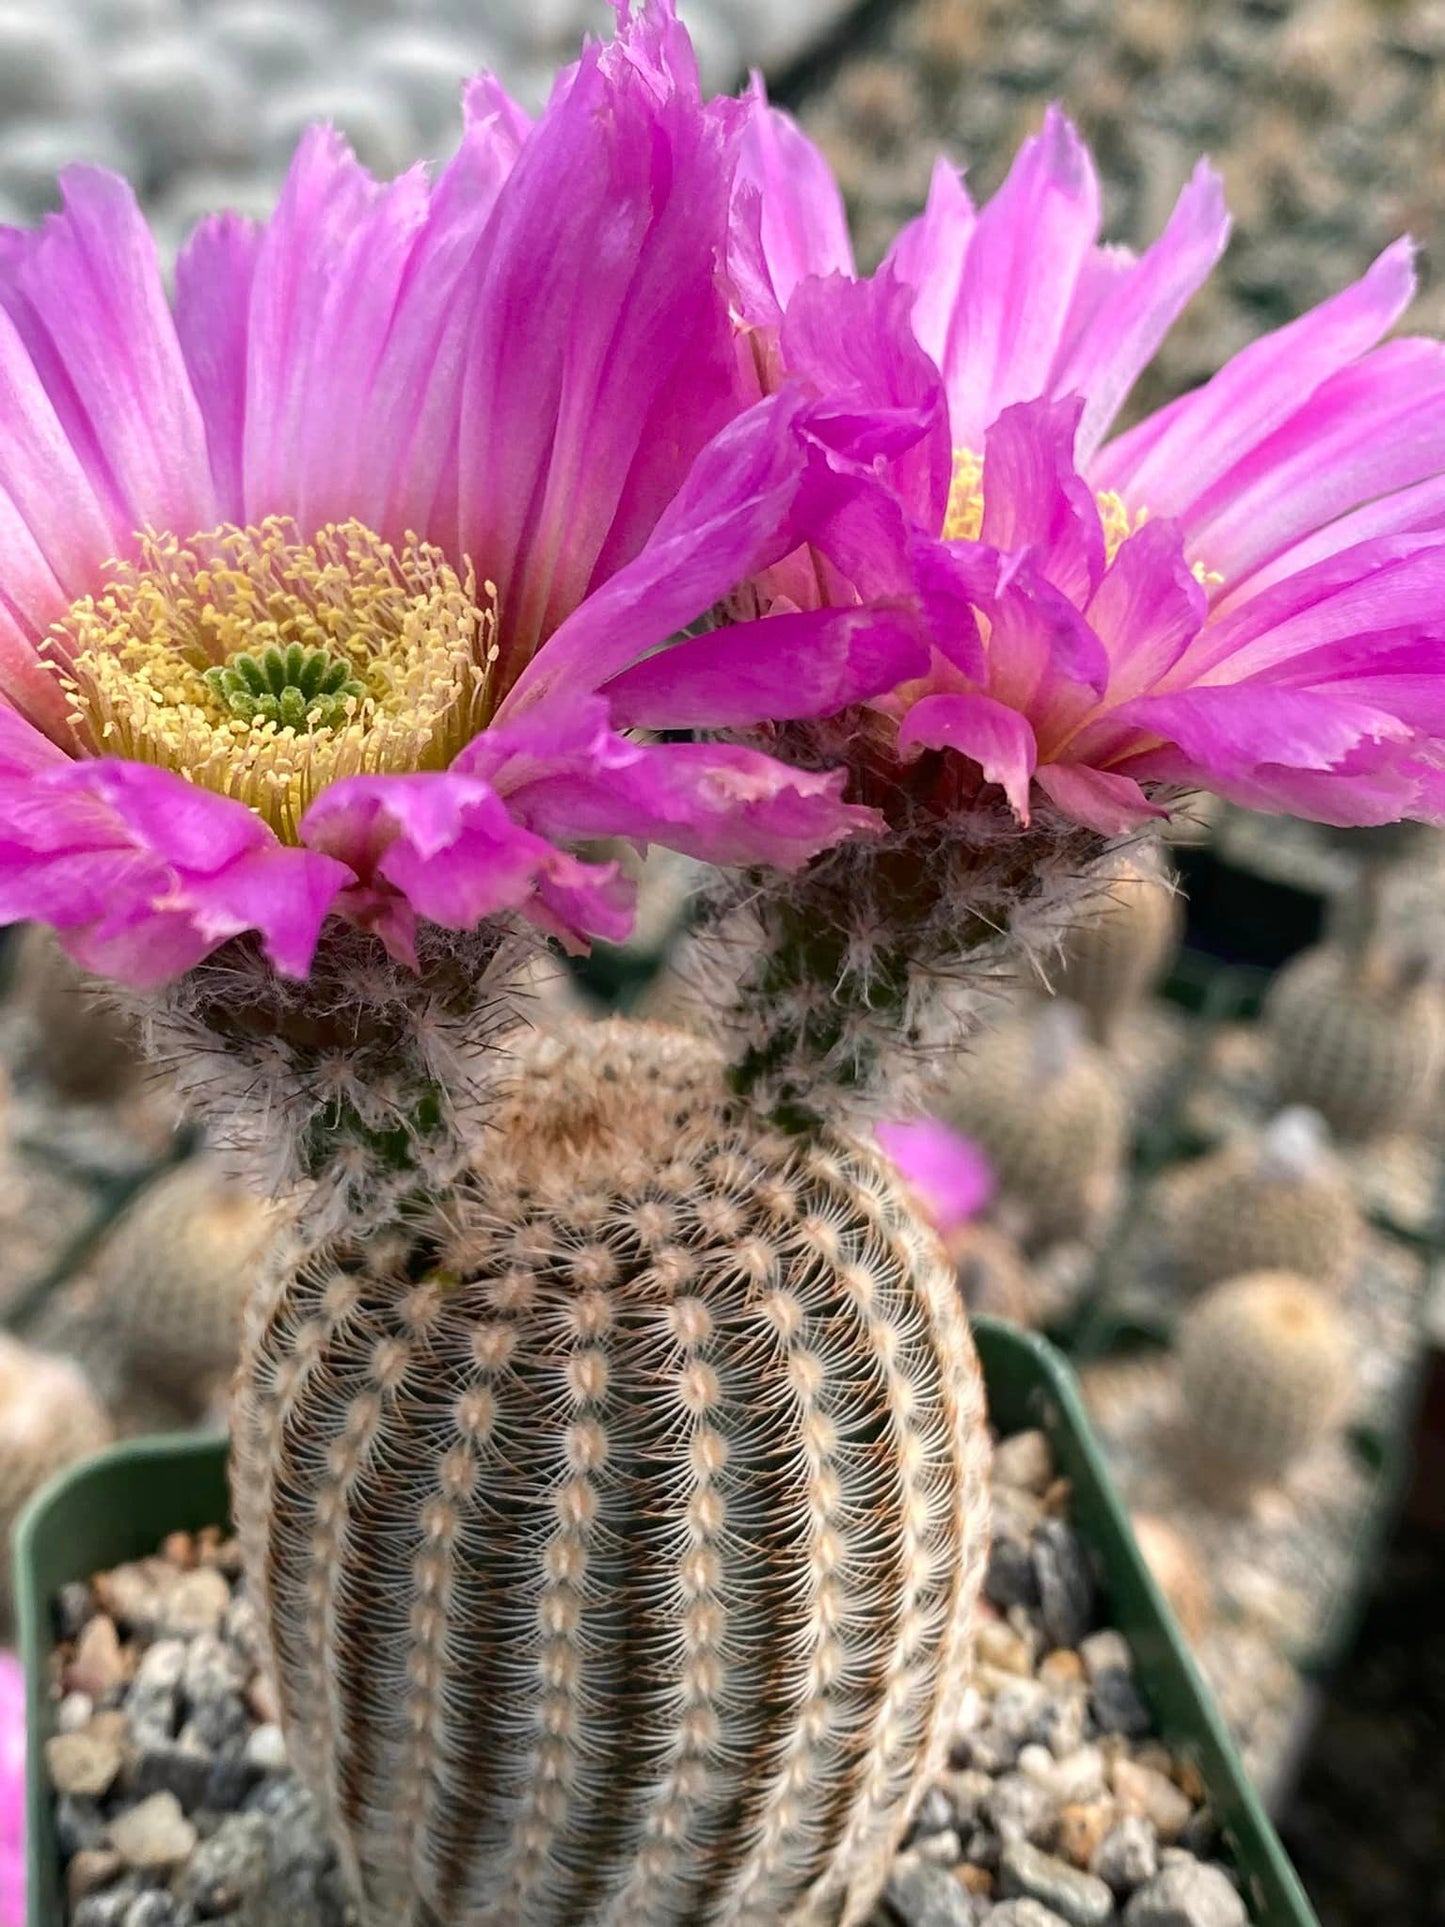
[943,447,1146,560]
[54,517,499,841]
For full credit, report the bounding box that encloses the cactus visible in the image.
[233,1017,991,1927]
[0,1335,111,1618]
[1262,878,1445,1142]
[89,1160,278,1414]
[7,925,146,1103]
[1168,1109,1363,1295]
[1175,1272,1352,1503]
[1049,853,1182,1044]
[939,1006,1126,1251]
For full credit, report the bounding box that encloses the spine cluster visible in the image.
[115,918,543,1236]
[685,769,1119,1125]
[232,1019,990,1927]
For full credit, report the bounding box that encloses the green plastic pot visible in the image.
[14,1323,1318,1927]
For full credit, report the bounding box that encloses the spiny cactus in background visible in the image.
[233,1018,990,1927]
[1175,1272,1352,1505]
[1049,852,1182,1044]
[7,925,147,1104]
[1168,1110,1363,1296]
[1263,876,1445,1143]
[940,1005,1126,1252]
[90,1160,279,1414]
[1130,1514,1212,1645]
[0,1335,112,1620]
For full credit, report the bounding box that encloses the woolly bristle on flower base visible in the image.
[116,919,539,1235]
[701,728,1126,1129]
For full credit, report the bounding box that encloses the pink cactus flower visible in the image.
[0,1652,21,1927]
[875,1117,993,1239]
[0,5,917,991]
[723,94,1445,837]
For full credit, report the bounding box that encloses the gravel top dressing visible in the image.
[43,1428,1255,1927]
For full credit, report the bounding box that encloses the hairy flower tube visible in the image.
[0,8,927,1002]
[683,91,1445,1120]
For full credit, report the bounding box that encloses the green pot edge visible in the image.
[13,1329,1318,1927]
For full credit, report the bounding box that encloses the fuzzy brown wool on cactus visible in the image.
[232,1017,991,1927]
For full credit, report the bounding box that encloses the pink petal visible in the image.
[981,396,1106,609]
[780,269,952,531]
[498,390,814,714]
[240,128,432,529]
[0,168,215,539]
[1034,761,1167,833]
[301,771,632,955]
[0,756,349,986]
[454,25,739,667]
[1179,339,1445,590]
[898,691,1038,821]
[1111,682,1412,779]
[1172,536,1445,685]
[876,1116,994,1234]
[1051,161,1230,464]
[940,106,1101,449]
[730,87,853,321]
[173,213,260,518]
[1083,516,1206,701]
[1096,238,1417,510]
[884,158,978,375]
[1216,472,1445,608]
[603,604,929,730]
[500,735,880,870]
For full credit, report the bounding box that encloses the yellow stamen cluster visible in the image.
[55,518,499,842]
[943,446,1220,586]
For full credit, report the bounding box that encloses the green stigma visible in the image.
[204,643,366,732]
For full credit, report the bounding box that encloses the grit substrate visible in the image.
[45,1429,1254,1926]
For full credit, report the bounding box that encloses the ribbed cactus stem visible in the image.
[233,1017,990,1927]
[113,918,542,1234]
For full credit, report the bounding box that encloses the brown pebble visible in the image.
[109,1792,198,1871]
[44,1731,123,1799]
[160,1567,230,1638]
[161,1532,196,1570]
[95,1559,168,1633]
[1111,1757,1193,1841]
[1038,1649,1086,1688]
[196,1526,224,1563]
[67,1849,124,1905]
[956,1864,993,1897]
[1042,1476,1074,1516]
[976,1621,1033,1677]
[1177,1760,1207,1804]
[1135,1741,1175,1778]
[1057,1801,1114,1869]
[65,1616,126,1699]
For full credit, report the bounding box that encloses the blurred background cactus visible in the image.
[1175,1272,1354,1506]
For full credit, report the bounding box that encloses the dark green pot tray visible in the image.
[15,1322,1318,1927]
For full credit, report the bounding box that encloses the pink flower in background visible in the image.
[875,1118,993,1239]
[727,96,1445,835]
[0,4,916,991]
[0,1652,21,1927]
